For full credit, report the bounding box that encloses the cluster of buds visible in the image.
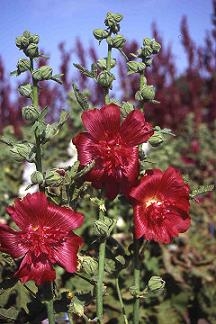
[16,31,39,59]
[126,37,161,103]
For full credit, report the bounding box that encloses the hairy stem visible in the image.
[115,277,129,324]
[45,282,55,324]
[104,44,112,104]
[96,238,106,323]
[133,236,141,324]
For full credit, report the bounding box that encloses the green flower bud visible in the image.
[24,43,39,58]
[43,124,58,142]
[143,38,152,47]
[106,35,126,48]
[93,216,116,239]
[79,256,98,275]
[97,71,115,88]
[22,105,40,122]
[16,35,29,49]
[152,40,161,54]
[93,29,109,41]
[18,83,32,98]
[10,143,36,162]
[111,13,123,23]
[140,85,155,101]
[29,34,39,44]
[127,61,146,75]
[17,58,31,74]
[45,169,64,187]
[32,66,53,81]
[149,132,164,147]
[97,58,116,70]
[147,276,165,292]
[70,297,84,317]
[141,45,153,57]
[31,171,44,185]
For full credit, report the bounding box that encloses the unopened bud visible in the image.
[97,71,115,88]
[147,276,165,292]
[141,45,153,57]
[106,35,126,48]
[45,169,64,187]
[24,43,39,58]
[10,143,36,162]
[93,29,109,41]
[149,133,164,147]
[143,38,152,47]
[31,171,44,185]
[17,58,31,74]
[29,34,39,44]
[22,105,40,122]
[18,83,32,98]
[79,256,98,275]
[151,40,161,54]
[127,61,146,75]
[97,58,116,70]
[93,216,116,238]
[69,297,84,317]
[32,66,53,81]
[140,85,155,101]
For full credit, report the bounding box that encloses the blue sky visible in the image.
[1,0,213,76]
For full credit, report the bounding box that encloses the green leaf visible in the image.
[72,84,89,110]
[190,184,214,199]
[73,63,94,78]
[0,307,19,321]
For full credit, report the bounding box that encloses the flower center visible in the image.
[145,198,166,224]
[19,225,66,258]
[96,136,130,177]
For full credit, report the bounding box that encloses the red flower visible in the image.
[0,192,84,285]
[130,167,190,243]
[72,104,153,199]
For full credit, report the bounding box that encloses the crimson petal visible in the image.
[0,225,27,258]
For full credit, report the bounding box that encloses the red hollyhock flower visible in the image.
[0,192,84,285]
[72,104,153,199]
[130,167,190,243]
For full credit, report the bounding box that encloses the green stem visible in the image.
[96,238,106,323]
[104,44,112,104]
[133,235,141,324]
[115,277,129,324]
[45,282,55,324]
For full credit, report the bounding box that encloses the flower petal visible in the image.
[0,225,27,258]
[72,133,97,165]
[81,104,121,140]
[54,234,83,273]
[120,109,154,146]
[16,253,56,285]
[46,204,84,231]
[6,192,48,230]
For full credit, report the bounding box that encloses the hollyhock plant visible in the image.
[130,167,190,243]
[72,103,154,199]
[0,192,84,285]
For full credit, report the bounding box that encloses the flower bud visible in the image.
[121,101,134,117]
[97,71,115,88]
[140,85,155,101]
[143,37,152,47]
[97,58,116,70]
[93,29,109,41]
[106,35,126,48]
[147,276,165,292]
[29,34,39,44]
[79,256,98,275]
[22,105,40,122]
[18,83,32,98]
[45,169,64,187]
[111,13,123,23]
[16,35,29,49]
[10,143,36,162]
[151,40,161,54]
[149,132,164,147]
[70,297,84,317]
[32,66,53,81]
[31,171,44,185]
[93,216,116,238]
[104,12,122,32]
[24,43,39,58]
[141,45,153,57]
[17,58,31,74]
[127,61,146,75]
